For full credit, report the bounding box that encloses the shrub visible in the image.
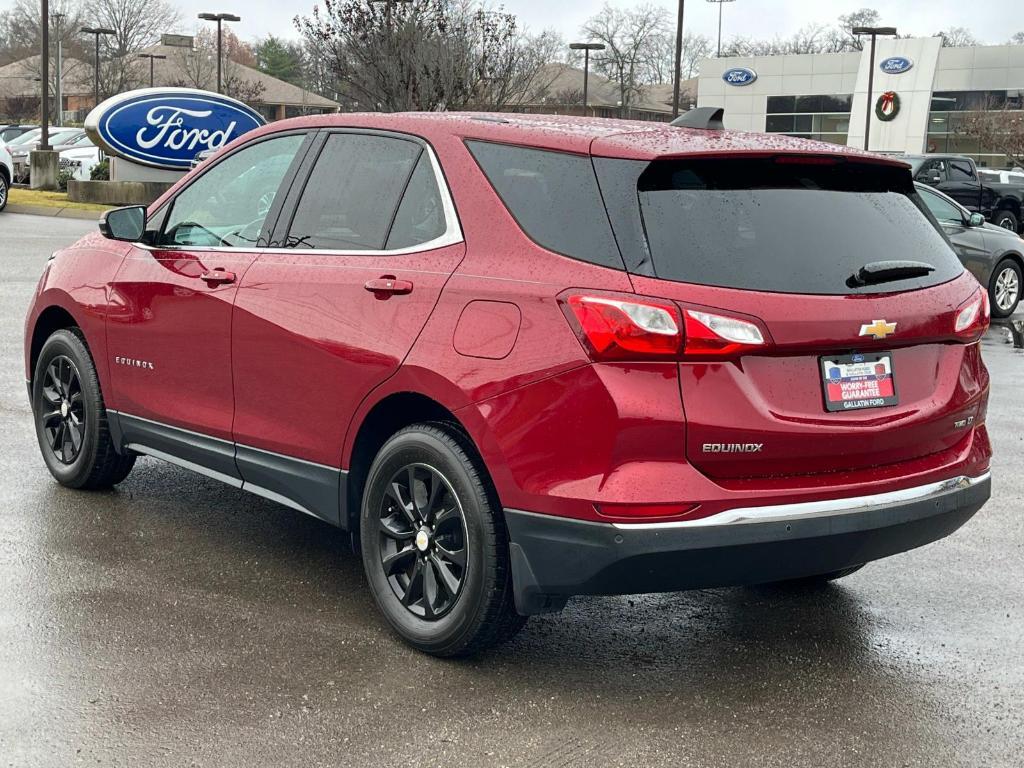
[90,158,110,181]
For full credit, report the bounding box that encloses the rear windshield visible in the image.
[620,156,964,295]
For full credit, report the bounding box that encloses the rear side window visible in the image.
[949,160,976,182]
[287,134,421,251]
[615,157,963,295]
[467,141,623,269]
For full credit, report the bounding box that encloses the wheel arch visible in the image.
[28,304,81,384]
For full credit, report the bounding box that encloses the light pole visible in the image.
[368,0,413,29]
[40,0,49,150]
[671,0,685,118]
[706,0,736,58]
[81,26,115,108]
[853,25,897,151]
[51,12,65,126]
[198,12,241,94]
[138,53,167,87]
[569,42,605,117]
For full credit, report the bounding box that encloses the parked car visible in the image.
[9,127,84,183]
[907,153,1024,233]
[58,134,101,181]
[190,148,217,169]
[0,123,35,144]
[0,140,12,211]
[917,182,1022,318]
[24,114,992,656]
[979,168,1024,186]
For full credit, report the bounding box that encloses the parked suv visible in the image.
[24,114,992,656]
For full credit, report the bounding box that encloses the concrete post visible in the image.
[29,150,60,190]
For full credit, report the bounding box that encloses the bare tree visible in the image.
[935,27,980,48]
[5,0,87,103]
[836,8,881,51]
[957,98,1024,167]
[84,0,181,97]
[170,28,263,104]
[647,30,710,84]
[580,3,669,116]
[1011,32,1024,45]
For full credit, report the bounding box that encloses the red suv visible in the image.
[24,113,992,656]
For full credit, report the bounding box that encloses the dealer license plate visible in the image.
[820,352,898,412]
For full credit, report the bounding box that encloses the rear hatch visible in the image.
[593,152,989,481]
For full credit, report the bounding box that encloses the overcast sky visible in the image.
[153,1,1018,46]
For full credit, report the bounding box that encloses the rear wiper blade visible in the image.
[847,260,935,288]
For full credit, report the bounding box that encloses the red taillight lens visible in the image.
[682,309,766,358]
[563,294,682,361]
[954,288,990,341]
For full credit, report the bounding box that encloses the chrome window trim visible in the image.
[137,139,463,258]
[611,473,991,530]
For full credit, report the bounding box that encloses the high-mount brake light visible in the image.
[683,309,767,358]
[954,287,990,340]
[562,294,682,361]
[774,155,840,165]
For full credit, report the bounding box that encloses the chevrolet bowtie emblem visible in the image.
[859,319,897,339]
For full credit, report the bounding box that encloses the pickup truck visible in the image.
[907,154,1024,234]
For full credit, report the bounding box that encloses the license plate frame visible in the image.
[820,352,899,413]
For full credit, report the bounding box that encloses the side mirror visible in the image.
[99,205,146,242]
[927,170,942,185]
[969,212,986,227]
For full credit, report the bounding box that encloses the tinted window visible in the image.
[286,134,420,251]
[949,160,976,182]
[919,187,964,224]
[386,154,447,250]
[913,158,947,181]
[467,141,622,268]
[625,157,963,295]
[160,134,304,248]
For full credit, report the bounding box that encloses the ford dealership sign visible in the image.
[85,87,266,170]
[722,67,757,86]
[879,56,913,75]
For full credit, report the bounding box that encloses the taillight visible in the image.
[561,292,769,361]
[682,309,766,358]
[954,288,990,341]
[562,294,682,361]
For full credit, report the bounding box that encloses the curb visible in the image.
[5,203,104,221]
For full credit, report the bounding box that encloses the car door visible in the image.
[918,185,990,282]
[944,158,982,211]
[913,158,947,189]
[107,131,310,482]
[231,130,465,523]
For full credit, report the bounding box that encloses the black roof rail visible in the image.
[670,107,725,130]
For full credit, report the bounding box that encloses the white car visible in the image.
[0,140,13,211]
[59,142,102,181]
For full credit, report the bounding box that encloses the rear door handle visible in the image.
[364,276,413,296]
[201,269,237,286]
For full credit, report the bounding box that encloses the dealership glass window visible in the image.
[927,90,1024,168]
[764,93,852,145]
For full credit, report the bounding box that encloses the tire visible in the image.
[0,171,8,212]
[990,258,1022,319]
[32,328,135,489]
[760,564,866,587]
[360,423,526,657]
[993,209,1019,234]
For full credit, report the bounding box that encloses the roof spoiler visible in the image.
[670,107,724,131]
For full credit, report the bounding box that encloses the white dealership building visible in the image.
[696,37,1024,168]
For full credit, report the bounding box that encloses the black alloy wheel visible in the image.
[377,463,468,619]
[39,355,86,465]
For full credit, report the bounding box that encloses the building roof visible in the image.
[0,55,92,97]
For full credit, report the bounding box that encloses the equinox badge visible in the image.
[859,319,897,340]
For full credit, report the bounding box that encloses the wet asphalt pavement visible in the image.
[0,212,1022,767]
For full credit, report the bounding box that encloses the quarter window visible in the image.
[285,134,422,251]
[159,134,304,248]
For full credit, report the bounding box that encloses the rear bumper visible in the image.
[505,473,991,615]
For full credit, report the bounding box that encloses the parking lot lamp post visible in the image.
[671,0,685,118]
[52,12,65,126]
[40,0,49,150]
[81,26,115,107]
[138,53,167,87]
[569,42,605,117]
[706,0,736,58]
[198,12,241,94]
[853,25,897,151]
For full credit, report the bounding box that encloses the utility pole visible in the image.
[706,0,736,58]
[569,42,605,118]
[198,12,241,94]
[52,12,65,126]
[138,53,167,88]
[81,27,115,108]
[671,0,685,118]
[40,0,50,150]
[853,26,897,151]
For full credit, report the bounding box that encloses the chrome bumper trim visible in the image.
[611,473,991,530]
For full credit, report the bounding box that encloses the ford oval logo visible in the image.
[85,87,266,170]
[722,67,757,86]
[879,56,913,74]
